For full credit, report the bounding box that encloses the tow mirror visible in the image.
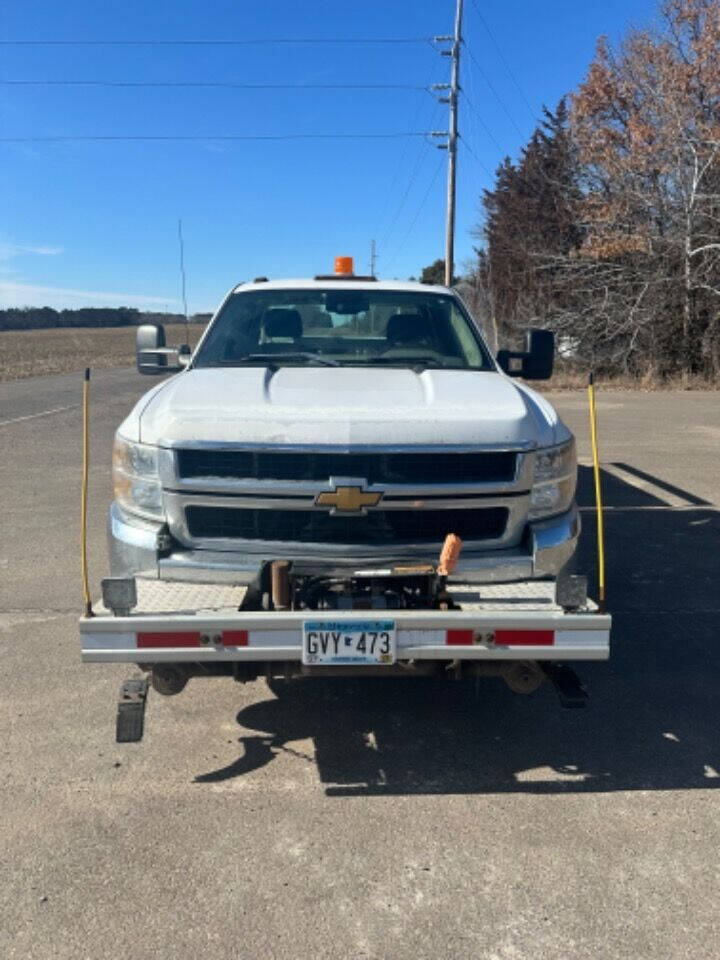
[497,328,555,380]
[136,324,189,375]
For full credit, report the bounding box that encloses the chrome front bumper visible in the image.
[108,501,580,586]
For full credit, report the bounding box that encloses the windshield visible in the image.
[193,288,494,370]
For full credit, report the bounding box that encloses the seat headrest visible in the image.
[263,308,303,340]
[386,313,434,346]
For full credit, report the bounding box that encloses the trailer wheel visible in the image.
[502,661,545,695]
[151,664,188,696]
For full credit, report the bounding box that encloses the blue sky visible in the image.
[1,0,660,313]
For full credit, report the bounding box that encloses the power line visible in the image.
[0,80,431,91]
[0,37,433,46]
[460,90,504,156]
[461,31,481,163]
[378,135,435,251]
[0,132,430,143]
[461,30,491,198]
[463,43,525,139]
[468,0,538,121]
[460,137,495,179]
[378,103,443,251]
[373,61,444,243]
[384,156,446,272]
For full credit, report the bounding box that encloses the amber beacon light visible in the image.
[334,256,354,275]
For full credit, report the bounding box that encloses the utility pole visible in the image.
[444,0,463,287]
[177,219,189,346]
[369,238,377,277]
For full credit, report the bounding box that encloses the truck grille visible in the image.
[186,506,508,546]
[176,449,517,485]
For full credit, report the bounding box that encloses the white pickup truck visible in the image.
[80,259,610,740]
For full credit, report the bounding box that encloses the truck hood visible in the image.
[123,367,568,449]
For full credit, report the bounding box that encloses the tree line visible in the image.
[462,0,720,381]
[0,307,212,332]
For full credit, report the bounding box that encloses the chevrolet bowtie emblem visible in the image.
[315,484,383,514]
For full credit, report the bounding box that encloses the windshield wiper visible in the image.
[230,351,341,367]
[355,355,459,370]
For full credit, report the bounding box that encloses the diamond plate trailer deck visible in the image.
[80,578,611,664]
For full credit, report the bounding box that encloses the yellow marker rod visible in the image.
[588,372,606,611]
[81,367,93,617]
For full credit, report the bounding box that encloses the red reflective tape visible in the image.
[137,631,201,648]
[495,630,554,646]
[222,630,248,647]
[446,629,474,646]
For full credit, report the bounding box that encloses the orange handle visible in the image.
[438,533,462,576]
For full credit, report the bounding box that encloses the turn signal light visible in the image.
[334,256,354,275]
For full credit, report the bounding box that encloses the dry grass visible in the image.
[2,325,718,389]
[0,324,206,381]
[537,368,720,392]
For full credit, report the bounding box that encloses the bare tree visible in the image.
[570,0,720,378]
[474,0,720,380]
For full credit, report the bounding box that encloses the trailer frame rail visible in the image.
[80,579,611,664]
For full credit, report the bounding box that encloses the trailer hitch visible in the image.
[116,676,150,743]
[544,664,589,709]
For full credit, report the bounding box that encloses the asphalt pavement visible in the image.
[1,368,719,959]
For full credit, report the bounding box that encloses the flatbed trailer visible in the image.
[80,577,611,741]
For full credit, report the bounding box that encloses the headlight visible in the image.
[112,434,164,519]
[529,438,576,519]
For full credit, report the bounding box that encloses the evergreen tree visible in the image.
[480,100,583,342]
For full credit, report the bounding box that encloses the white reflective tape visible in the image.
[555,630,609,648]
[248,629,299,648]
[398,629,446,648]
[82,632,137,650]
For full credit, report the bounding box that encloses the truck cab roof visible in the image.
[232,277,453,296]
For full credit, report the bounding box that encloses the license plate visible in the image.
[302,620,396,666]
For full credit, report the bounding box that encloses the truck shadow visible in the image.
[195,465,720,795]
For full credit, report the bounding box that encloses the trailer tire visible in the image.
[502,661,545,695]
[151,664,188,696]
